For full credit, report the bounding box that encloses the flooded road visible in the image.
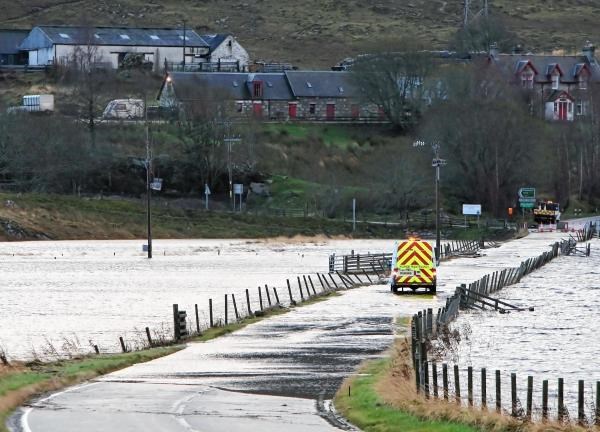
[7,231,579,431]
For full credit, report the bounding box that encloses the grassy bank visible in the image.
[334,321,586,432]
[0,290,341,431]
[0,346,182,432]
[0,192,410,241]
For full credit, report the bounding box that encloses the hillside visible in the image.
[1,0,599,68]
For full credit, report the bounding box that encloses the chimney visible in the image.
[583,41,596,64]
[489,42,499,60]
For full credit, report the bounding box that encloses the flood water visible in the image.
[0,238,396,359]
[447,238,600,420]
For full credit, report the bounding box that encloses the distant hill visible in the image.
[1,0,600,68]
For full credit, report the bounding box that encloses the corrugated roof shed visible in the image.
[201,34,229,51]
[0,29,29,54]
[19,26,208,49]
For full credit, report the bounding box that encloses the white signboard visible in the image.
[233,183,243,195]
[462,204,482,216]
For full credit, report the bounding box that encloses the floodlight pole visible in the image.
[433,144,441,264]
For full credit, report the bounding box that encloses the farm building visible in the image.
[17,26,249,72]
[0,29,28,66]
[158,71,381,121]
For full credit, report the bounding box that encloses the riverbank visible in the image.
[0,193,513,241]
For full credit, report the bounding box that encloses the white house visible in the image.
[18,26,210,71]
[201,34,250,71]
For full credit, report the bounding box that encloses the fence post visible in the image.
[424,362,430,399]
[224,294,228,325]
[432,361,438,398]
[481,368,487,409]
[308,276,317,295]
[578,380,585,425]
[496,370,501,413]
[542,379,548,421]
[443,363,449,401]
[265,285,272,307]
[258,286,264,310]
[209,299,213,327]
[287,279,295,304]
[558,378,564,422]
[297,276,305,300]
[526,376,533,420]
[194,304,200,334]
[173,304,180,340]
[596,381,600,426]
[145,327,153,347]
[232,294,240,320]
[273,287,280,305]
[468,366,473,406]
[511,373,517,417]
[454,365,461,404]
[119,336,127,353]
[245,289,252,316]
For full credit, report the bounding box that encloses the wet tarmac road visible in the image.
[9,230,576,432]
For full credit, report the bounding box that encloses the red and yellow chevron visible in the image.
[394,240,436,285]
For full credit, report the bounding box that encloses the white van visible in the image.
[102,99,144,119]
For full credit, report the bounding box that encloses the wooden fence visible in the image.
[417,361,600,425]
[410,229,596,424]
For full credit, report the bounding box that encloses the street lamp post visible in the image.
[414,140,446,263]
[145,101,152,259]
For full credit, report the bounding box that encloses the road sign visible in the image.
[233,183,243,195]
[432,158,447,167]
[462,204,481,216]
[150,178,162,191]
[204,184,211,195]
[518,187,536,199]
[520,201,535,209]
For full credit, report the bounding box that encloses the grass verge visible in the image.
[0,346,181,432]
[0,290,342,431]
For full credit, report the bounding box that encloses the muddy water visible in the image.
[448,238,600,419]
[0,239,397,359]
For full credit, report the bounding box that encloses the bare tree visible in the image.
[350,38,434,131]
[452,15,517,53]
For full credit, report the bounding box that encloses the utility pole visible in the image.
[414,140,446,264]
[145,95,152,259]
[224,132,241,212]
[182,20,187,69]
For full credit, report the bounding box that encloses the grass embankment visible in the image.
[335,318,586,432]
[0,290,341,431]
[0,192,408,241]
[0,346,181,431]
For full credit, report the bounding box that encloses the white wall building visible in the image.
[18,26,210,71]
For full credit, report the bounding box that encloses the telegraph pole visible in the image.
[145,95,152,259]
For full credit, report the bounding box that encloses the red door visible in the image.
[558,101,567,120]
[351,104,359,120]
[326,103,335,121]
[288,103,297,119]
[253,102,263,118]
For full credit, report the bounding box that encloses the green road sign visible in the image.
[520,202,535,209]
[518,188,536,199]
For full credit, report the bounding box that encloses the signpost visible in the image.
[518,187,536,210]
[150,178,163,191]
[233,183,243,211]
[462,204,481,228]
[204,184,211,210]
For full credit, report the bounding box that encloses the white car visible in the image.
[102,99,144,119]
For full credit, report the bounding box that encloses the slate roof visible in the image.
[0,29,29,54]
[284,71,357,98]
[19,26,208,50]
[201,34,229,51]
[165,72,294,101]
[491,54,600,83]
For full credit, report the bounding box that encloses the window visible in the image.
[576,101,588,115]
[306,82,312,88]
[253,81,263,98]
[115,104,127,111]
[236,102,243,113]
[309,103,316,114]
[521,71,534,89]
[94,34,100,39]
[150,35,160,40]
[179,36,190,40]
[120,34,130,40]
[59,33,70,39]
[579,75,588,90]
[552,73,560,90]
[338,86,344,94]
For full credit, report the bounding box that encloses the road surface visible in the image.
[8,230,576,431]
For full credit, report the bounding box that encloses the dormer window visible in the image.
[521,70,534,89]
[579,74,588,90]
[253,80,263,98]
[552,73,560,90]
